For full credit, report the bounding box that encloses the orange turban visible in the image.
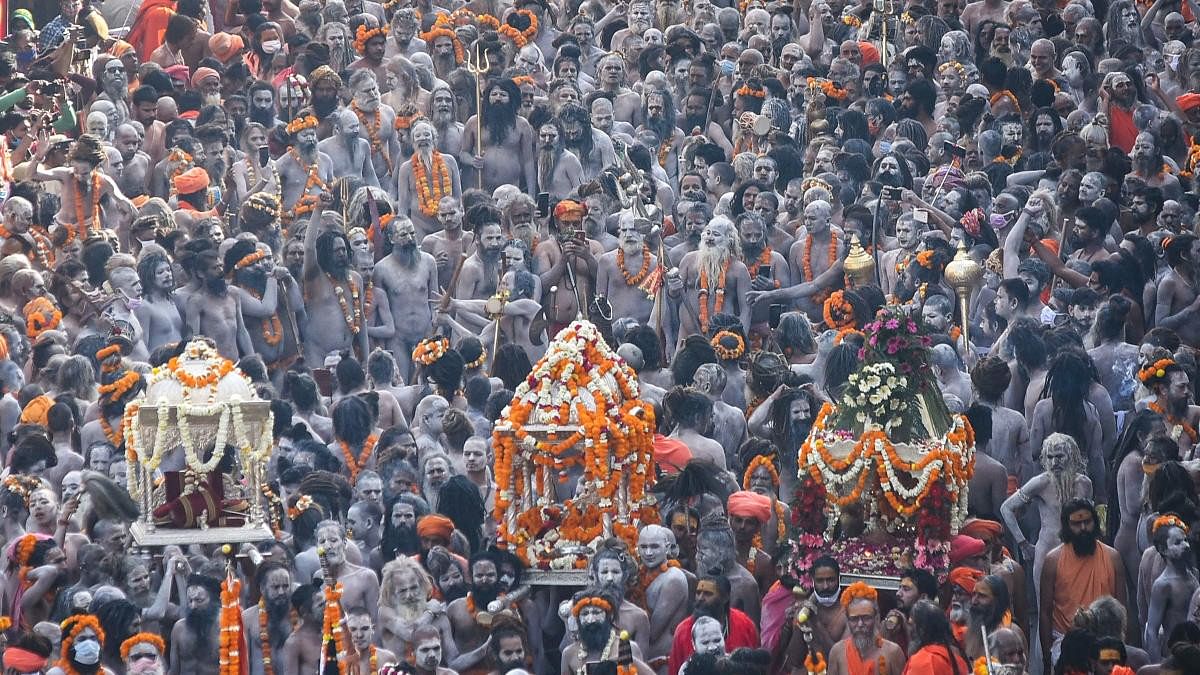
[416,514,455,540]
[727,490,772,523]
[858,41,880,65]
[960,518,1003,542]
[553,199,587,220]
[19,394,53,426]
[173,167,210,195]
[1178,93,1200,112]
[948,566,984,593]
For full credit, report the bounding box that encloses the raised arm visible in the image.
[302,191,333,283]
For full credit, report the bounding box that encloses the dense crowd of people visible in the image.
[1,0,1200,673]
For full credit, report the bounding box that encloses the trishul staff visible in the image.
[465,45,491,189]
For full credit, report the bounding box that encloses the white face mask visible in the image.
[262,39,282,54]
[74,640,101,665]
[814,589,840,606]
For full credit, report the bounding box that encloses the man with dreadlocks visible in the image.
[169,574,222,675]
[30,134,137,242]
[557,102,617,182]
[562,586,655,674]
[460,79,536,193]
[1140,358,1200,457]
[80,341,144,456]
[135,250,184,354]
[1028,350,1107,503]
[639,89,683,188]
[350,24,389,85]
[301,191,369,363]
[242,562,294,675]
[226,239,300,371]
[182,241,253,360]
[1001,433,1092,596]
[589,538,652,658]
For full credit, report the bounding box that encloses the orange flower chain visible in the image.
[617,246,651,286]
[492,321,656,564]
[340,434,378,483]
[320,581,349,675]
[697,259,729,333]
[800,402,974,517]
[73,171,103,239]
[412,150,452,216]
[351,103,393,175]
[218,576,243,675]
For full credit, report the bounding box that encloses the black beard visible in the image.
[481,247,503,265]
[877,172,901,187]
[684,113,707,132]
[483,99,517,144]
[185,602,220,646]
[896,103,918,120]
[471,583,500,607]
[1134,154,1157,173]
[382,523,420,559]
[743,240,764,261]
[1068,529,1099,556]
[787,419,811,450]
[579,621,612,652]
[249,107,275,127]
[266,596,293,648]
[968,604,991,628]
[498,659,527,674]
[287,263,303,279]
[646,116,673,144]
[68,655,101,675]
[205,276,228,296]
[321,256,351,279]
[313,96,339,118]
[237,268,269,293]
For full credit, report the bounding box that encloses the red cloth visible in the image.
[668,610,759,675]
[1107,104,1137,153]
[949,534,986,566]
[902,644,967,675]
[127,0,176,60]
[654,433,692,474]
[759,581,792,658]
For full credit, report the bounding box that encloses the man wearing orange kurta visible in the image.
[1038,498,1127,674]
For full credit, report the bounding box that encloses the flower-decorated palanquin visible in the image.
[787,307,976,586]
[492,320,657,571]
[123,338,275,546]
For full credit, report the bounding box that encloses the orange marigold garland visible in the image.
[419,24,465,63]
[822,290,855,329]
[804,651,827,675]
[697,259,730,333]
[72,171,103,238]
[353,24,388,54]
[328,274,363,334]
[412,150,452,216]
[58,615,106,675]
[1148,399,1199,444]
[218,575,243,675]
[351,103,394,175]
[98,370,141,402]
[412,337,449,365]
[119,633,165,661]
[340,434,378,483]
[618,246,651,286]
[1139,358,1177,383]
[320,581,349,675]
[710,331,745,360]
[1153,513,1190,535]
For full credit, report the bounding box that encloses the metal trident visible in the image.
[466,46,491,188]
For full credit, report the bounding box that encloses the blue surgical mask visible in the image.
[74,640,101,665]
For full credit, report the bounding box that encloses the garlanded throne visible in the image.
[492,320,657,579]
[123,338,274,546]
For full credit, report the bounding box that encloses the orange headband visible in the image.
[571,597,613,617]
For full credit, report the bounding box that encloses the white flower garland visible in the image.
[177,401,231,474]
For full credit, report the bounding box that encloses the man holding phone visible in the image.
[39,0,82,54]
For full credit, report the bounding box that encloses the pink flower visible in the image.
[885,318,900,329]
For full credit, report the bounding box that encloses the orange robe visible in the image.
[127,0,176,61]
[901,645,966,675]
[1051,543,1116,633]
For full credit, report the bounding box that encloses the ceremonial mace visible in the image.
[466,46,491,190]
[945,241,983,366]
